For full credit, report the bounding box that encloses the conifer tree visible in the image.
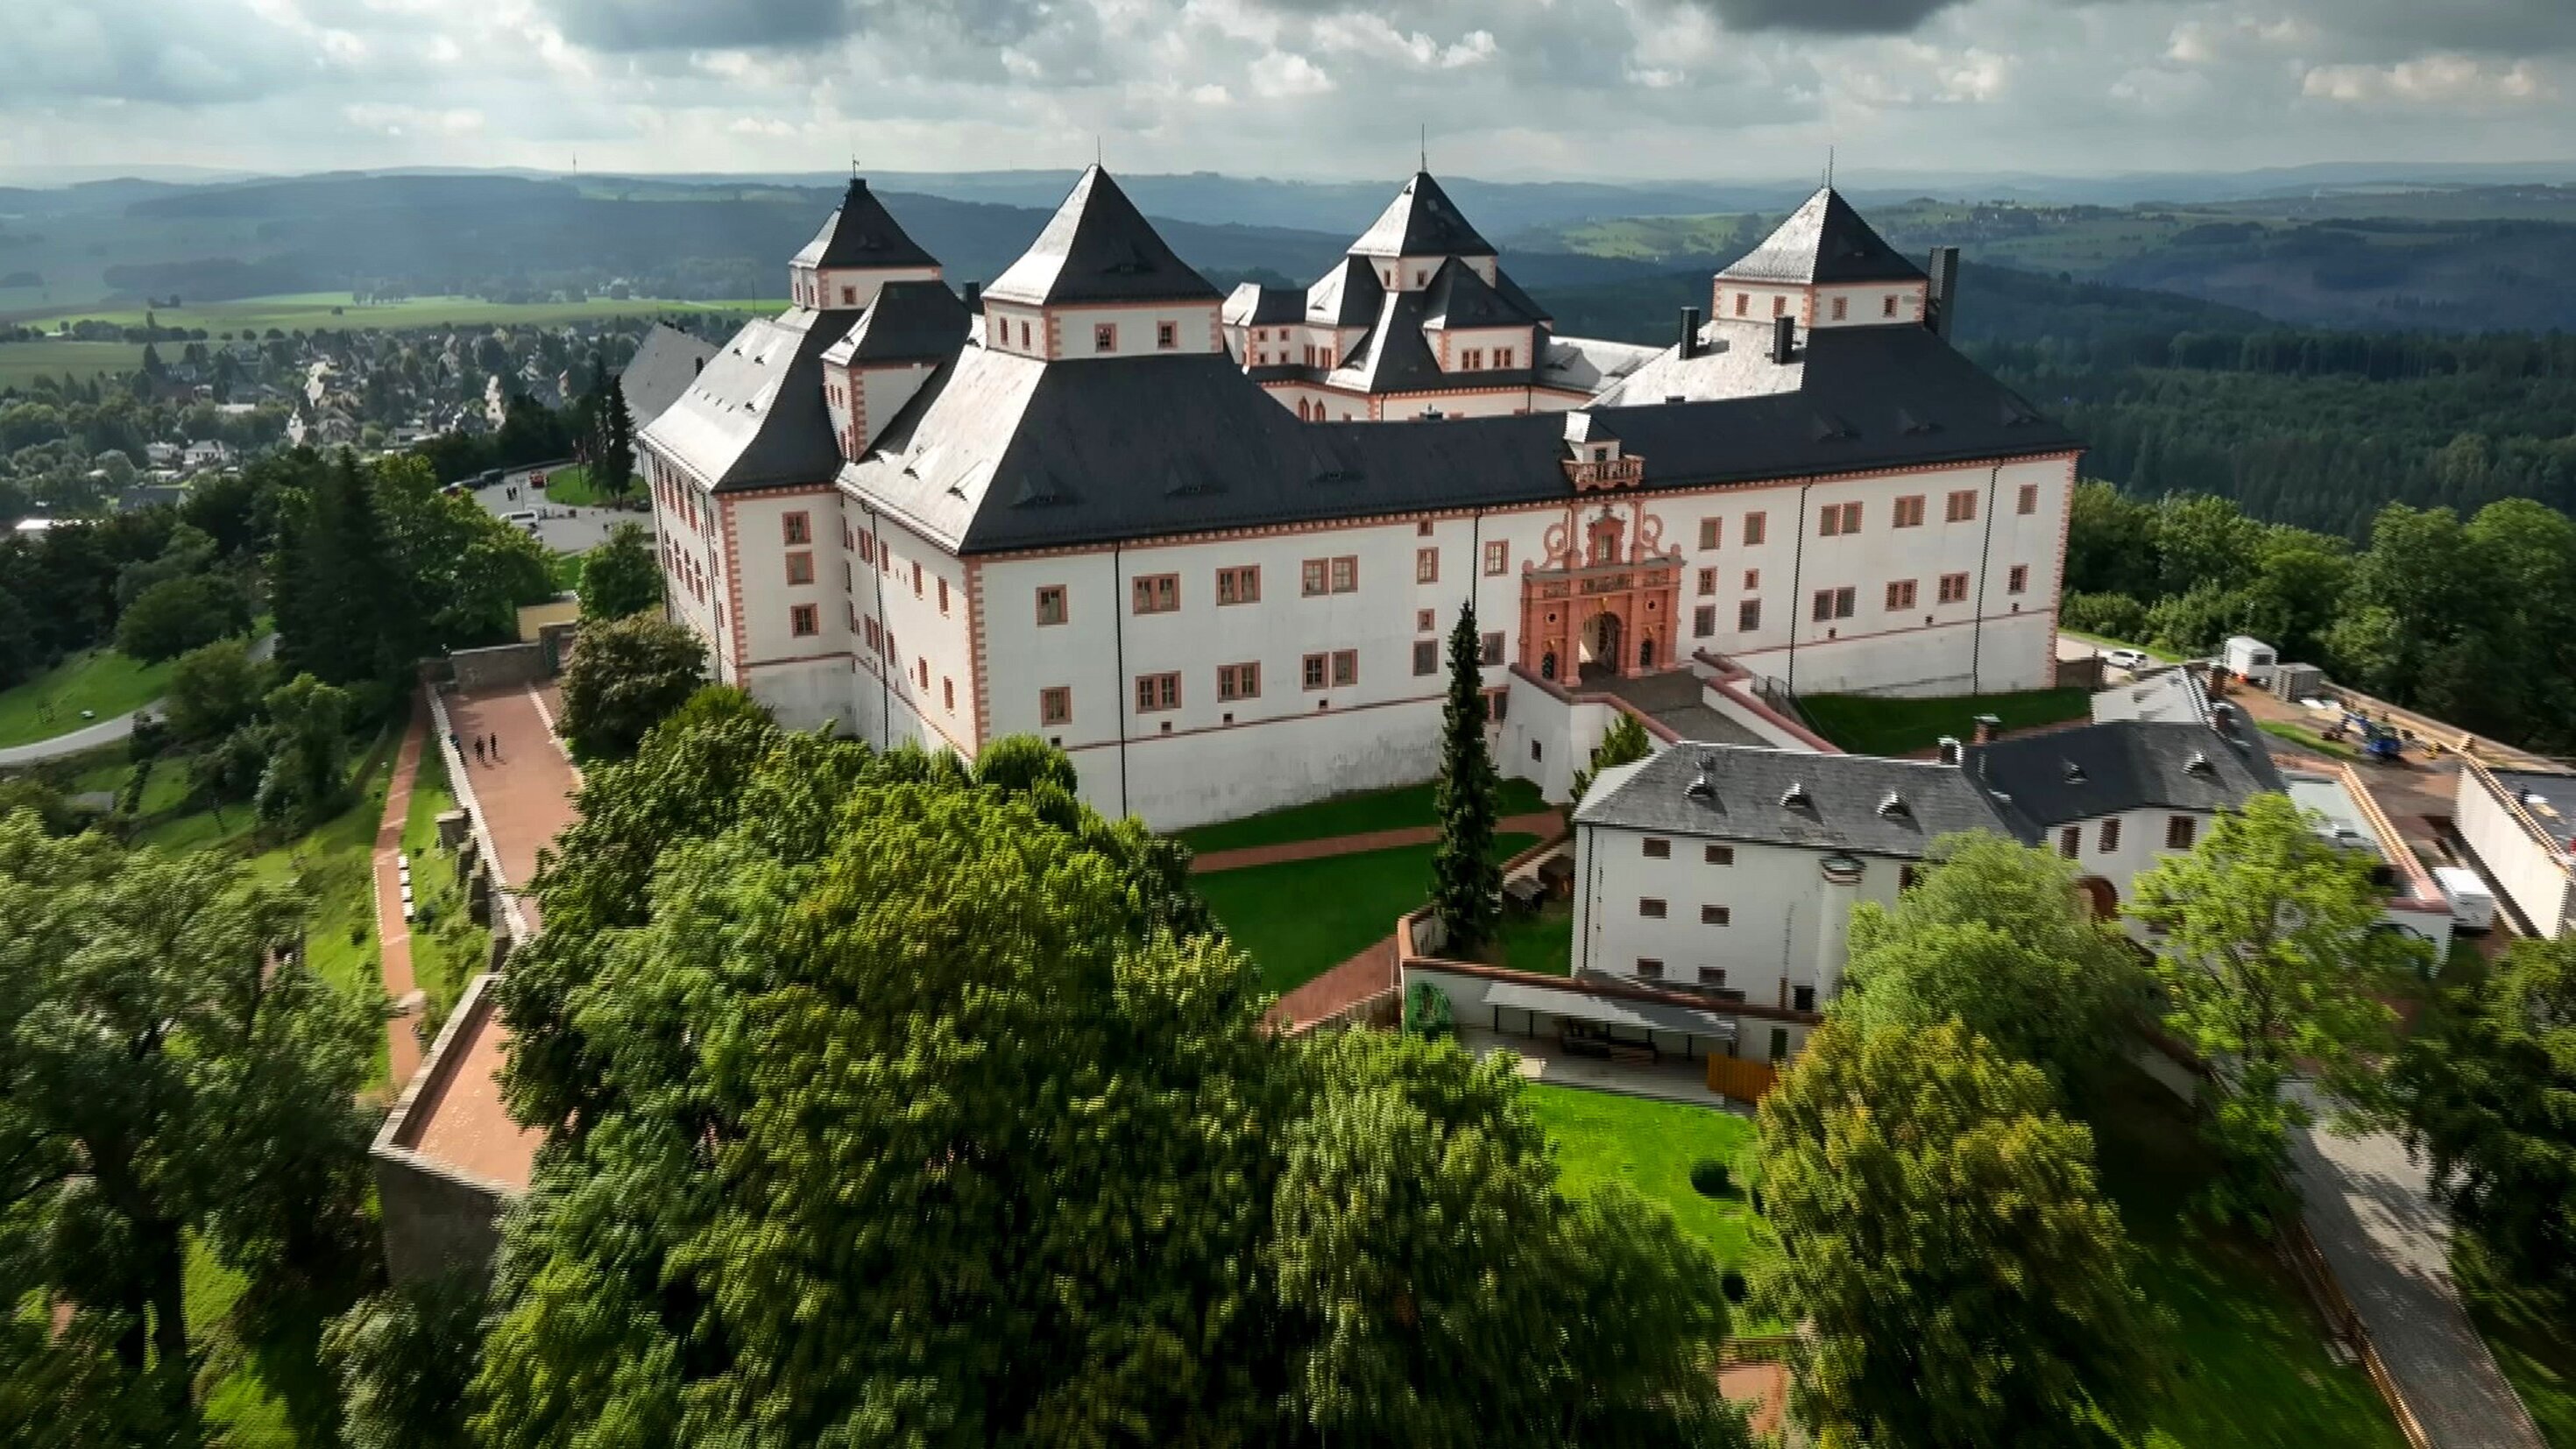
[1431,601,1502,953]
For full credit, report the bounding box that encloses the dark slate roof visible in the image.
[1965,717,2283,835]
[1349,172,1497,259]
[1720,187,1926,286]
[1337,288,1535,396]
[790,178,940,275]
[617,323,718,432]
[1576,745,2013,858]
[1222,282,1304,328]
[847,313,2077,555]
[986,166,1222,307]
[824,280,970,365]
[638,308,845,491]
[1306,257,1384,327]
[1420,258,1544,331]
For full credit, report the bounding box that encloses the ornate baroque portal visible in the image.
[1517,498,1684,686]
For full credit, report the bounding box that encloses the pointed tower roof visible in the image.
[1718,187,1924,286]
[1348,172,1496,260]
[791,177,940,272]
[985,166,1221,307]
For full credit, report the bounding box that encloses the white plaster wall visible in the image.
[646,451,728,675]
[1056,303,1224,359]
[2455,771,2575,937]
[723,490,849,689]
[1575,822,1903,1007]
[1403,960,1812,1062]
[1811,284,1929,329]
[853,506,978,757]
[1433,325,1535,372]
[812,264,941,313]
[855,361,938,452]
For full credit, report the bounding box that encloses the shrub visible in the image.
[1404,980,1454,1040]
[1720,1269,1749,1304]
[1689,1158,1733,1198]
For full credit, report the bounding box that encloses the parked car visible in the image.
[2104,647,2151,672]
[500,509,539,527]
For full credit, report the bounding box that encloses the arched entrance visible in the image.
[1579,611,1623,679]
[2076,877,2118,920]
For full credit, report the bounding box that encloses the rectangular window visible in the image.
[1131,574,1179,614]
[1698,967,1729,987]
[1830,296,1848,321]
[1482,632,1504,666]
[1893,495,1926,527]
[1773,296,1787,318]
[1040,686,1072,725]
[1302,653,1328,689]
[1483,541,1508,576]
[2099,818,2121,852]
[1639,958,1667,979]
[785,550,815,585]
[2018,483,2040,515]
[1036,585,1067,626]
[1415,547,1439,584]
[2060,826,2082,859]
[1698,566,1717,597]
[1819,502,1857,537]
[1135,671,1180,713]
[1735,292,1749,316]
[1328,556,1357,593]
[1497,347,1513,368]
[1694,604,1716,638]
[1413,640,1439,676]
[2007,564,2029,595]
[1639,898,1667,919]
[1093,322,1117,353]
[1698,517,1721,550]
[1019,320,1030,349]
[1742,512,1766,546]
[789,604,819,637]
[1946,489,1978,523]
[1737,598,1762,632]
[1793,986,1816,1013]
[1769,1027,1790,1062]
[782,512,811,545]
[1743,569,1759,590]
[1301,559,1327,597]
[1884,294,1899,318]
[1643,838,1671,859]
[1886,579,1917,611]
[1702,905,1731,926]
[1937,572,1970,604]
[1218,662,1261,701]
[1331,649,1358,687]
[942,677,954,711]
[866,618,882,649]
[1216,565,1260,604]
[1705,845,1734,866]
[1812,587,1855,621]
[938,577,950,614]
[2167,816,2197,850]
[1418,519,1434,537]
[1417,609,1436,633]
[911,562,923,597]
[1156,321,1177,350]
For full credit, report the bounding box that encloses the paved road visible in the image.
[0,633,276,768]
[2287,1092,2549,1449]
[470,464,652,555]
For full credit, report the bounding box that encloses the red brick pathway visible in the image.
[1193,809,1564,873]
[445,684,584,935]
[371,708,428,1085]
[1266,938,1398,1029]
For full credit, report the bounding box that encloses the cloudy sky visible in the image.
[4,0,2569,181]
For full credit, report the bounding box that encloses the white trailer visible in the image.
[2223,635,2277,688]
[2434,866,2497,934]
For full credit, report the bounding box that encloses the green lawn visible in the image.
[1179,776,1551,856]
[400,739,491,1031]
[237,726,400,1086]
[0,647,175,746]
[21,291,771,336]
[2085,1062,2407,1449]
[1491,896,1575,976]
[0,340,152,389]
[533,463,604,506]
[1526,1084,1770,1268]
[1801,686,2091,758]
[1196,833,1538,994]
[2258,719,2360,762]
[550,548,589,592]
[2454,1248,2576,1448]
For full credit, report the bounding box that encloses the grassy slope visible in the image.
[2086,1062,2406,1449]
[1800,686,2091,758]
[1178,776,1550,855]
[0,648,175,746]
[400,740,490,1025]
[1195,833,1539,994]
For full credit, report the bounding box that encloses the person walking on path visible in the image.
[474,736,486,766]
[489,732,503,763]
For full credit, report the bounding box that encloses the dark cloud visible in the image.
[539,0,859,52]
[2334,0,2576,58]
[1689,0,1962,36]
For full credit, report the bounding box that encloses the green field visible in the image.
[1195,834,1539,995]
[0,339,152,388]
[1179,776,1550,855]
[14,291,779,336]
[0,647,175,746]
[1526,1084,1771,1271]
[1800,686,2091,758]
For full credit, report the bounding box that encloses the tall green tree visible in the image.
[1836,832,2146,1092]
[257,671,354,831]
[115,572,251,662]
[1758,1019,2163,1449]
[1568,712,1651,805]
[1429,602,1502,954]
[556,611,706,759]
[272,449,400,688]
[0,814,384,1433]
[2387,937,2576,1297]
[577,521,662,621]
[591,376,634,500]
[323,1271,485,1449]
[2129,794,2417,1222]
[164,636,269,744]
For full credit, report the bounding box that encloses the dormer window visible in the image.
[1780,781,1810,809]
[2184,752,2217,778]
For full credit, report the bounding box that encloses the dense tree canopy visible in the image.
[556,611,708,759]
[2130,795,2417,1222]
[1836,832,2146,1093]
[577,521,662,621]
[1757,1019,2162,1449]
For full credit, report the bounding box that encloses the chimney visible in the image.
[1971,713,2001,745]
[2211,702,2240,739]
[1770,315,1797,365]
[1936,735,1963,767]
[962,280,982,313]
[691,357,704,376]
[1678,306,1702,360]
[1926,246,1960,340]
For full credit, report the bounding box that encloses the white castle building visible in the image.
[636,167,2082,829]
